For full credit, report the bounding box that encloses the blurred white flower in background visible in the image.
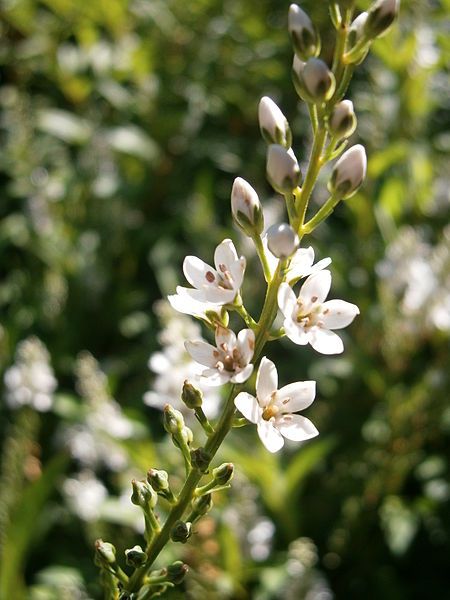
[3,336,57,412]
[63,470,108,521]
[377,225,450,334]
[62,352,136,471]
[144,300,221,417]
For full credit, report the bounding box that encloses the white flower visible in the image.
[173,238,246,306]
[234,357,318,453]
[263,238,331,284]
[185,325,255,386]
[4,337,57,412]
[63,470,108,521]
[278,270,359,354]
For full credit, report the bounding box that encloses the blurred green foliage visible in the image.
[0,0,449,598]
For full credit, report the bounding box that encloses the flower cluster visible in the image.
[95,2,400,595]
[3,336,57,412]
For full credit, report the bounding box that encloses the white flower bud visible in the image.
[266,145,301,194]
[288,4,320,61]
[231,177,264,236]
[302,58,336,102]
[349,12,369,43]
[328,144,367,199]
[364,0,400,39]
[266,223,299,259]
[291,55,307,99]
[258,97,292,148]
[329,100,357,140]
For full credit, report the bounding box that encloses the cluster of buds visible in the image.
[96,1,400,597]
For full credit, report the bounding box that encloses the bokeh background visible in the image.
[0,0,449,598]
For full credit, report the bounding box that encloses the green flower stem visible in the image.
[126,260,288,594]
[343,35,370,65]
[284,190,299,229]
[302,193,341,234]
[295,124,327,230]
[308,103,318,134]
[194,407,215,435]
[252,234,272,283]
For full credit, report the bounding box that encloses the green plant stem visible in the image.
[302,193,341,234]
[252,234,272,283]
[284,190,298,229]
[295,124,327,230]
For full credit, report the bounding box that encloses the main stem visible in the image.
[126,263,285,593]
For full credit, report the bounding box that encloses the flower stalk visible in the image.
[97,2,399,596]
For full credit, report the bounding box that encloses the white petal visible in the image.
[284,320,310,345]
[201,368,231,386]
[276,381,316,413]
[232,363,254,384]
[180,286,236,305]
[184,340,218,367]
[214,239,238,271]
[299,270,331,307]
[237,328,255,364]
[308,256,332,275]
[309,327,344,354]
[277,414,319,441]
[287,247,314,281]
[234,392,261,424]
[168,291,209,317]
[257,420,285,453]
[228,256,246,290]
[256,357,278,406]
[183,256,217,289]
[320,299,360,329]
[215,325,237,350]
[277,283,297,317]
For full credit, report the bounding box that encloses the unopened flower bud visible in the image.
[191,493,213,517]
[258,97,292,148]
[131,479,158,509]
[288,4,320,61]
[328,144,367,199]
[291,55,307,100]
[163,404,185,435]
[95,540,116,566]
[180,425,193,446]
[212,462,234,486]
[364,0,399,39]
[190,447,212,473]
[302,58,336,102]
[267,223,299,259]
[349,11,369,44]
[147,468,170,492]
[170,520,192,543]
[328,100,357,140]
[231,177,264,237]
[181,380,203,409]
[166,561,189,584]
[267,145,301,194]
[125,545,147,568]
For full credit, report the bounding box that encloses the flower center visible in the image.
[216,345,242,373]
[262,405,279,421]
[217,264,234,290]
